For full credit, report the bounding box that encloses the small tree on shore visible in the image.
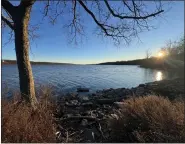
[2,0,164,108]
[146,49,152,59]
[160,38,184,58]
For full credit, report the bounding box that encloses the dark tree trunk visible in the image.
[14,4,37,109]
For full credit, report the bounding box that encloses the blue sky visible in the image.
[2,1,184,64]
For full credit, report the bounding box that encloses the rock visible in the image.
[110,114,119,120]
[70,100,79,105]
[135,87,145,96]
[96,98,115,105]
[139,84,145,87]
[65,101,79,107]
[55,131,61,139]
[71,92,78,97]
[125,89,132,95]
[97,111,104,118]
[77,88,89,92]
[124,95,132,99]
[105,94,115,99]
[103,105,111,108]
[78,95,89,102]
[83,127,101,142]
[96,97,124,105]
[65,92,78,100]
[83,128,96,142]
[74,114,81,117]
[82,102,93,107]
[113,102,124,108]
[90,112,97,118]
[81,119,88,126]
[96,90,101,93]
[82,110,92,116]
[66,114,73,118]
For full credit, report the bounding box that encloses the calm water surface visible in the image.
[2,64,178,95]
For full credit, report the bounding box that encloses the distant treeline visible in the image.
[2,60,73,65]
[99,37,184,69]
[98,53,184,69]
[98,58,148,65]
[98,57,165,68]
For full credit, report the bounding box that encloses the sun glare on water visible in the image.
[156,71,163,81]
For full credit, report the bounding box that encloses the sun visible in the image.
[158,52,164,58]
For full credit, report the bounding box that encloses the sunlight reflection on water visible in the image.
[2,65,179,95]
[155,71,163,81]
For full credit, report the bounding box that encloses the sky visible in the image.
[2,1,184,64]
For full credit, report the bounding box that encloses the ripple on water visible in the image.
[2,65,177,94]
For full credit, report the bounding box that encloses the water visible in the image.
[2,64,179,95]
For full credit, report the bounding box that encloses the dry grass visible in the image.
[2,87,57,143]
[108,95,185,143]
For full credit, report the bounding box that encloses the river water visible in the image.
[2,64,178,95]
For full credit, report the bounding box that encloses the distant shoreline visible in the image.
[2,60,74,65]
[2,55,184,70]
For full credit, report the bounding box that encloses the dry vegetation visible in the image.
[2,87,57,143]
[2,89,185,143]
[108,95,185,143]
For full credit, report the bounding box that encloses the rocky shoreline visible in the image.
[54,77,184,142]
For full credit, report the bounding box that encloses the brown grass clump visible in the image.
[2,87,57,143]
[108,95,185,143]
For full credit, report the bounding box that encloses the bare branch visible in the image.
[2,29,14,47]
[28,24,39,41]
[42,1,66,25]
[78,0,109,36]
[73,0,77,23]
[2,0,15,16]
[132,0,137,16]
[122,0,134,13]
[78,0,132,46]
[1,15,14,30]
[104,0,164,20]
[43,0,50,17]
[146,49,152,59]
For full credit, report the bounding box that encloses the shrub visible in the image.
[2,87,57,143]
[108,95,185,143]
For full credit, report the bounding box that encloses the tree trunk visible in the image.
[14,5,37,109]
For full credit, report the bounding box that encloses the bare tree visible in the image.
[160,38,184,57]
[146,49,152,59]
[2,0,164,108]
